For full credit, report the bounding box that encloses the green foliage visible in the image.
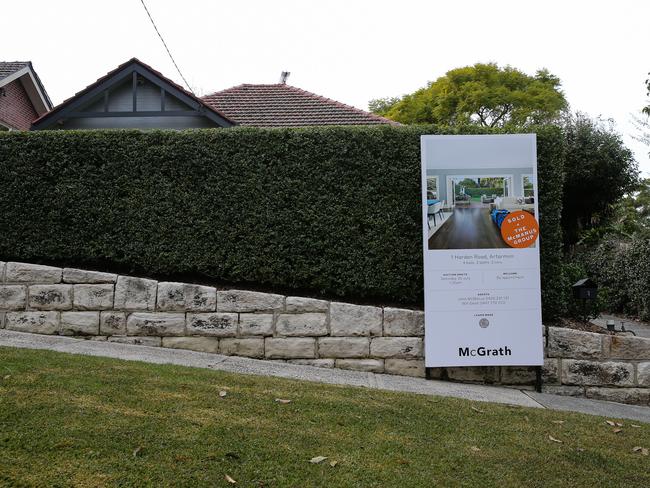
[367,96,401,116]
[369,63,567,127]
[578,234,650,320]
[457,188,504,198]
[562,113,639,246]
[0,126,565,318]
[560,260,606,321]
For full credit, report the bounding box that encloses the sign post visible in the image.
[421,134,543,369]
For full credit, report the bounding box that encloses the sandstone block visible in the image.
[542,357,560,384]
[318,337,369,358]
[0,285,27,310]
[100,311,127,335]
[500,366,537,385]
[162,336,220,353]
[218,290,284,312]
[445,366,500,383]
[385,359,425,377]
[28,285,73,310]
[383,308,424,336]
[276,313,327,337]
[330,302,382,337]
[637,362,650,387]
[60,312,100,335]
[239,313,274,336]
[561,359,634,386]
[285,296,328,312]
[288,359,335,368]
[5,262,61,283]
[114,276,157,311]
[6,311,59,334]
[541,385,585,397]
[126,313,185,336]
[607,335,650,360]
[186,313,237,336]
[219,338,264,358]
[265,338,316,359]
[585,387,650,405]
[73,284,114,310]
[63,268,117,284]
[370,337,423,359]
[156,282,216,312]
[108,336,161,347]
[546,327,604,359]
[335,359,384,373]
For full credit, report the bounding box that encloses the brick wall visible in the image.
[0,79,38,130]
[1,261,649,406]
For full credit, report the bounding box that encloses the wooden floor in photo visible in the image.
[428,207,509,249]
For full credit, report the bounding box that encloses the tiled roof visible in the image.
[202,84,398,127]
[0,61,30,81]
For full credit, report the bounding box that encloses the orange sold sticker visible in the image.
[500,210,539,248]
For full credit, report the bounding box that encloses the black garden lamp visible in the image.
[572,278,598,322]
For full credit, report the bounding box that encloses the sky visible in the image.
[2,0,649,174]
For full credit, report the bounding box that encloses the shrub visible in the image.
[0,125,565,318]
[579,234,650,320]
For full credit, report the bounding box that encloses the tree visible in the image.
[562,113,638,246]
[369,63,567,127]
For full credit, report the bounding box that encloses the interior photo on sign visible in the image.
[426,170,536,250]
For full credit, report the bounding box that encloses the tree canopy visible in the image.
[562,113,638,246]
[370,63,568,127]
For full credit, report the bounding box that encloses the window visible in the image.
[522,175,534,197]
[427,176,439,199]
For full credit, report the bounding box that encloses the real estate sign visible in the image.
[421,134,543,367]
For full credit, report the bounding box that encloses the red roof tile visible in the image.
[202,84,398,127]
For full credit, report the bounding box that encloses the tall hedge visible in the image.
[0,125,565,318]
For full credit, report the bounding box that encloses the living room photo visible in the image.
[426,169,537,250]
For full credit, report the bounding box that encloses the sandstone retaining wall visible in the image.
[1,262,649,406]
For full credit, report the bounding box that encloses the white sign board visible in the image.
[421,134,543,367]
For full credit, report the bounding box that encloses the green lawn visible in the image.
[1,348,648,487]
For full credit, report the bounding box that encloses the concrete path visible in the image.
[1,329,649,424]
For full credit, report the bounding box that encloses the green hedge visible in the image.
[0,125,566,318]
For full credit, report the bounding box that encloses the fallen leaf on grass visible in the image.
[309,456,328,464]
[613,428,623,434]
[631,424,641,428]
[329,461,338,467]
[605,420,616,426]
[470,446,481,452]
[132,446,143,458]
[551,420,565,424]
[632,447,649,456]
[275,398,292,404]
[576,448,585,452]
[2,375,11,380]
[615,422,623,427]
[219,391,228,398]
[225,474,237,484]
[470,406,484,414]
[548,435,563,443]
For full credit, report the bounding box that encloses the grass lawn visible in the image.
[1,347,648,487]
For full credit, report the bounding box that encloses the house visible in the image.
[32,58,234,130]
[32,58,394,130]
[201,83,396,127]
[0,61,52,130]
